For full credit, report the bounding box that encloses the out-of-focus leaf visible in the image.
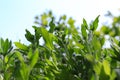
[4,55,8,63]
[93,62,102,75]
[0,38,12,56]
[110,70,117,80]
[75,43,84,49]
[16,51,28,80]
[111,37,119,45]
[15,52,24,63]
[41,13,49,26]
[99,66,109,80]
[27,48,32,59]
[103,60,111,76]
[83,18,88,29]
[30,49,39,70]
[49,19,55,33]
[90,15,100,31]
[100,37,105,47]
[85,54,94,63]
[81,24,87,39]
[39,27,54,50]
[25,29,34,43]
[92,36,101,50]
[68,17,75,25]
[0,74,3,80]
[32,26,41,42]
[3,39,9,54]
[100,26,110,34]
[62,15,66,20]
[14,42,28,51]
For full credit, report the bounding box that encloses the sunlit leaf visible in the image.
[68,17,75,25]
[85,54,94,63]
[39,27,54,50]
[93,62,102,75]
[14,42,28,51]
[103,60,111,75]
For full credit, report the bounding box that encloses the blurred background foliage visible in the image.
[0,11,120,80]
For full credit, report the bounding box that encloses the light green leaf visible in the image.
[81,24,87,39]
[85,54,94,63]
[30,49,39,70]
[39,27,54,50]
[93,62,102,75]
[68,17,75,25]
[103,60,111,75]
[16,51,30,80]
[15,51,24,63]
[14,42,28,51]
[0,74,3,80]
[4,55,8,63]
[76,43,84,49]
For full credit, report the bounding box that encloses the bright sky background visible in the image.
[0,0,120,43]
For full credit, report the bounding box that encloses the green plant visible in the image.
[1,11,120,80]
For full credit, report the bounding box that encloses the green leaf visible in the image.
[0,38,12,55]
[68,17,75,25]
[110,70,117,80]
[100,37,105,47]
[49,19,55,33]
[103,60,111,75]
[30,49,39,70]
[14,42,28,51]
[4,55,8,63]
[0,74,3,80]
[81,24,87,39]
[93,15,100,30]
[61,15,66,20]
[3,39,9,54]
[99,66,109,80]
[93,62,102,75]
[16,51,29,80]
[39,27,54,50]
[32,26,41,42]
[75,43,84,49]
[85,54,94,63]
[27,48,32,59]
[16,51,24,62]
[90,15,100,31]
[92,36,101,50]
[83,18,88,29]
[25,29,34,43]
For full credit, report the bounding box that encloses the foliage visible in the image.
[0,11,120,80]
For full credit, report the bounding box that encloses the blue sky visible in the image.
[0,0,120,43]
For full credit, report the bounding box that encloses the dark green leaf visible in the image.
[49,19,55,33]
[25,29,34,43]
